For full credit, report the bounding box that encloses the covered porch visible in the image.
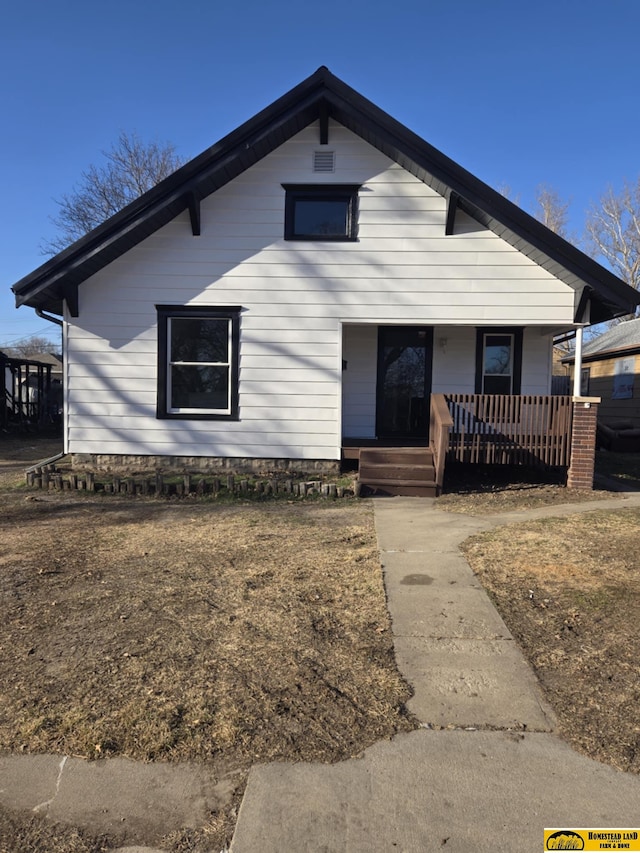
[343,393,598,497]
[341,321,600,495]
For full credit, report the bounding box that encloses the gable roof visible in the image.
[11,66,640,323]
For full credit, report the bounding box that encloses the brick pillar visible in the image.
[566,397,600,490]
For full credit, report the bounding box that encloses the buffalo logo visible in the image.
[546,830,585,850]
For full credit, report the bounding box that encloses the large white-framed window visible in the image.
[156,305,240,420]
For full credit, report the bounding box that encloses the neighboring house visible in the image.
[563,318,640,427]
[551,344,572,395]
[28,351,63,384]
[10,68,640,491]
[1,350,60,429]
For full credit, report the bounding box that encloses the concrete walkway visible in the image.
[0,751,236,852]
[2,493,640,851]
[230,493,640,853]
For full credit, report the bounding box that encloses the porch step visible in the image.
[358,447,437,497]
[358,447,433,466]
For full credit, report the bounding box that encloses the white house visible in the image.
[11,68,640,492]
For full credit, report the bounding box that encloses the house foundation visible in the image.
[70,454,340,476]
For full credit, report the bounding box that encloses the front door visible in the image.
[376,326,433,439]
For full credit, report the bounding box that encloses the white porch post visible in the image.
[572,327,583,397]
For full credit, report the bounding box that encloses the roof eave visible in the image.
[11,66,640,322]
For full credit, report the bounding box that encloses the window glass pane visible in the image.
[294,199,348,236]
[484,335,512,376]
[171,319,228,363]
[379,345,426,435]
[171,365,229,409]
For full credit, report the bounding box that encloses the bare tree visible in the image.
[496,184,520,205]
[585,179,640,295]
[3,335,60,358]
[534,185,570,237]
[42,132,185,254]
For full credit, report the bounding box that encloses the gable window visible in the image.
[283,184,359,241]
[475,328,523,394]
[157,306,240,419]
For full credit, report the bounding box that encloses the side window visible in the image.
[475,328,523,394]
[283,184,359,241]
[157,306,240,419]
[580,367,591,396]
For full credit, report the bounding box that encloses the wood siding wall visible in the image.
[66,122,576,461]
[578,354,640,426]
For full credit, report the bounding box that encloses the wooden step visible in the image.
[359,480,437,498]
[359,448,433,466]
[359,463,435,482]
[357,447,437,497]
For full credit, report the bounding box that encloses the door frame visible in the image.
[375,325,434,440]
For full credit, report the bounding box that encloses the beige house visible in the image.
[563,318,640,428]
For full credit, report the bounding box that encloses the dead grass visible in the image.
[439,463,614,514]
[462,509,640,773]
[0,806,111,853]
[0,436,414,851]
[4,437,637,848]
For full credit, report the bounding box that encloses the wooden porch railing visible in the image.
[429,394,454,493]
[444,394,574,467]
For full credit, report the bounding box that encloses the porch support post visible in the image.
[566,396,600,490]
[572,326,583,397]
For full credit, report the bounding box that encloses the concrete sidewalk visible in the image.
[0,751,236,851]
[230,493,640,853]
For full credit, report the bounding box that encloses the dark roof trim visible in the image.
[187,192,201,237]
[12,66,640,322]
[319,99,329,145]
[445,192,459,236]
[574,287,592,325]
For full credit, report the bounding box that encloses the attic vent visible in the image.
[313,150,335,172]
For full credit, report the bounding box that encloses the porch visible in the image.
[344,394,597,497]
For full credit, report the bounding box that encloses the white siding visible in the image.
[67,121,576,460]
[431,327,552,395]
[342,325,377,438]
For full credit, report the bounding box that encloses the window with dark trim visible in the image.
[156,306,240,419]
[283,184,359,241]
[580,367,591,396]
[475,328,523,394]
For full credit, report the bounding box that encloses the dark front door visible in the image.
[376,326,433,439]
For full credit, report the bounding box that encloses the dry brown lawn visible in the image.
[462,510,640,773]
[439,463,614,514]
[0,436,414,851]
[444,463,640,773]
[2,438,639,850]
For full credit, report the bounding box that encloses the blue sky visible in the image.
[2,0,639,348]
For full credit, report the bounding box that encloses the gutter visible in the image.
[25,452,66,474]
[36,308,63,327]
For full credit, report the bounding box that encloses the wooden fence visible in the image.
[443,394,574,467]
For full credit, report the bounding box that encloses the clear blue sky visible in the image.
[2,0,639,348]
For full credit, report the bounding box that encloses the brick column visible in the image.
[566,397,600,490]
